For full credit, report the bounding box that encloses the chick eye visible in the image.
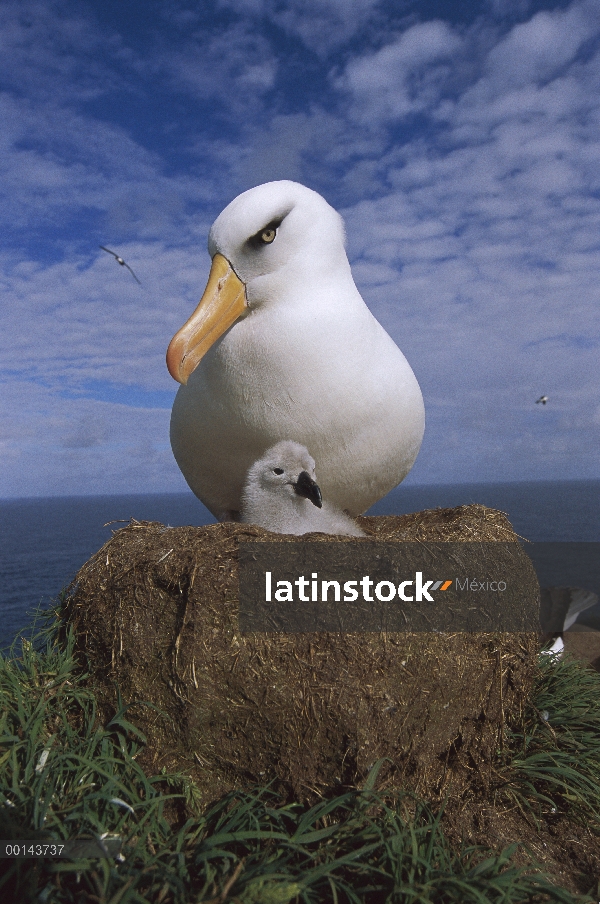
[260,228,276,244]
[272,467,284,475]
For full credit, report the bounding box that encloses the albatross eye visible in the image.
[272,467,284,475]
[247,218,284,250]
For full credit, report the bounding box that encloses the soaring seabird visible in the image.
[99,246,141,285]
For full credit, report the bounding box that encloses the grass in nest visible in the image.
[0,624,595,903]
[498,652,600,827]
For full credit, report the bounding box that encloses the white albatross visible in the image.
[240,441,365,537]
[99,246,141,285]
[167,180,425,520]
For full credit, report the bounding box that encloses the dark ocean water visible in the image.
[1,480,599,652]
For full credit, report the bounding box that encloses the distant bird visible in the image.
[241,441,366,537]
[167,180,425,521]
[536,395,548,405]
[99,246,141,285]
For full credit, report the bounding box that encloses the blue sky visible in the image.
[1,0,599,498]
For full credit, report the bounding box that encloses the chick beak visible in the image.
[294,471,323,508]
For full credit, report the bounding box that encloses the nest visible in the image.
[62,505,541,804]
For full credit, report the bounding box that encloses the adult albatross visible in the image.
[167,180,424,520]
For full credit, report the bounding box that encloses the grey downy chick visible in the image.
[241,441,365,537]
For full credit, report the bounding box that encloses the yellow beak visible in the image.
[166,253,247,384]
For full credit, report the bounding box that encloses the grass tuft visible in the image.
[499,652,600,826]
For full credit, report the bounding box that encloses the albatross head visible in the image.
[242,440,323,515]
[166,181,349,384]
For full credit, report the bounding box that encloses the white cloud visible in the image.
[0,89,204,243]
[0,0,119,102]
[161,21,278,107]
[485,1,600,91]
[338,20,464,122]
[485,0,532,18]
[217,0,381,54]
[0,381,185,497]
[203,108,388,197]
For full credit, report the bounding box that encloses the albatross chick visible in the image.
[241,441,365,537]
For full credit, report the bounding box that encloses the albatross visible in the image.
[241,441,365,537]
[167,180,424,520]
[99,246,141,285]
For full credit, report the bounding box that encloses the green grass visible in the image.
[1,624,598,903]
[498,653,600,825]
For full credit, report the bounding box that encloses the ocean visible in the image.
[1,480,599,652]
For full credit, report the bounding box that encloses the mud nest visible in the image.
[62,505,541,805]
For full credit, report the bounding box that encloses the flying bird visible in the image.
[241,441,365,537]
[167,180,425,521]
[99,246,141,285]
[536,395,548,405]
